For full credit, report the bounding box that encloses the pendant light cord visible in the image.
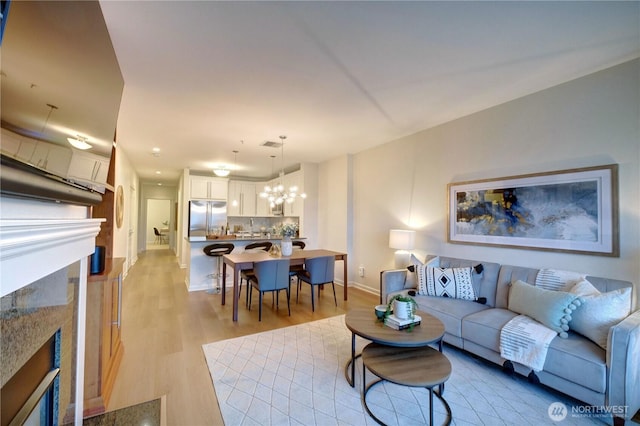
[41,104,58,133]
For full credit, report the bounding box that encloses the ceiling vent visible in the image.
[261,140,282,148]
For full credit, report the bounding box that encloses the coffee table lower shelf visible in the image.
[361,343,452,426]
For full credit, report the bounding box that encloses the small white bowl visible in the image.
[375,304,387,319]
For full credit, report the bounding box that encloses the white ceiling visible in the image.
[99,1,639,185]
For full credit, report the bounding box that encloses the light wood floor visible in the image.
[107,249,379,425]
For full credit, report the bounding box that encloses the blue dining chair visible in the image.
[239,241,273,306]
[248,258,291,321]
[288,240,306,280]
[296,255,336,312]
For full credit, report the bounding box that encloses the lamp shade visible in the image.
[389,229,415,250]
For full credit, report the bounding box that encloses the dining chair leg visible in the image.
[248,285,252,311]
[311,284,315,312]
[331,282,337,306]
[259,291,263,321]
[286,287,291,316]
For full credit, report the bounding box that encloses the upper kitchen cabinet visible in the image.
[67,150,109,191]
[1,128,72,178]
[31,141,73,177]
[257,170,305,217]
[256,189,270,216]
[283,170,304,217]
[228,181,257,217]
[190,175,228,200]
[1,128,32,160]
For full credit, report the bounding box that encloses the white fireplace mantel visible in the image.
[0,218,104,297]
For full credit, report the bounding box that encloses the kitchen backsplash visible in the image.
[227,216,299,237]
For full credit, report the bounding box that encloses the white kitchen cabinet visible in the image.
[263,177,282,216]
[228,181,240,215]
[255,182,270,217]
[1,128,22,157]
[258,172,304,217]
[283,170,304,217]
[30,141,73,177]
[190,175,228,200]
[228,181,257,216]
[2,129,73,178]
[67,150,109,185]
[15,137,37,163]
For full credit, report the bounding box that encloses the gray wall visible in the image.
[322,59,639,308]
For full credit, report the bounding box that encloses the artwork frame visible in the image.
[447,164,619,256]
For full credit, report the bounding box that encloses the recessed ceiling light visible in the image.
[157,182,163,186]
[152,147,160,152]
[155,171,162,174]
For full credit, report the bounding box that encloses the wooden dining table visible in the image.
[221,249,348,321]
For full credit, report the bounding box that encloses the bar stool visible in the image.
[203,243,234,294]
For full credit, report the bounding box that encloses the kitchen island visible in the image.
[185,236,306,292]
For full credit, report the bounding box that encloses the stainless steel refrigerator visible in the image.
[188,200,227,236]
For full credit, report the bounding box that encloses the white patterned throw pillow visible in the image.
[535,269,586,291]
[569,280,631,349]
[417,266,476,301]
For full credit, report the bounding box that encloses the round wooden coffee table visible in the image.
[362,342,452,425]
[344,308,445,387]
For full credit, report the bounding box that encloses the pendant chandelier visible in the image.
[259,135,306,208]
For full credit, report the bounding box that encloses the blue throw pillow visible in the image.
[508,280,581,338]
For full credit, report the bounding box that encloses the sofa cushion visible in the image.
[568,282,632,350]
[462,308,607,393]
[462,308,518,352]
[495,266,538,308]
[508,280,581,338]
[544,332,607,393]
[413,294,490,339]
[416,266,477,300]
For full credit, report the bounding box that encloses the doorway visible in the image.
[146,199,171,249]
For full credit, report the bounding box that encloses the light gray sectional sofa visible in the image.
[380,255,640,425]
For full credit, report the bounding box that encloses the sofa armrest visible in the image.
[380,269,411,304]
[607,309,640,421]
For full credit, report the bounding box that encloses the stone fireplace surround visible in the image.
[0,195,103,425]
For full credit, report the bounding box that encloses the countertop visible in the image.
[87,257,125,282]
[187,236,306,243]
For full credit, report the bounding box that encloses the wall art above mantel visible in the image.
[447,164,619,256]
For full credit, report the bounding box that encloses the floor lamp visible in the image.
[389,229,416,269]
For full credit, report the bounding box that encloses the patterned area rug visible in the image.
[202,315,607,425]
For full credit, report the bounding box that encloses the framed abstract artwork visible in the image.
[447,164,619,256]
